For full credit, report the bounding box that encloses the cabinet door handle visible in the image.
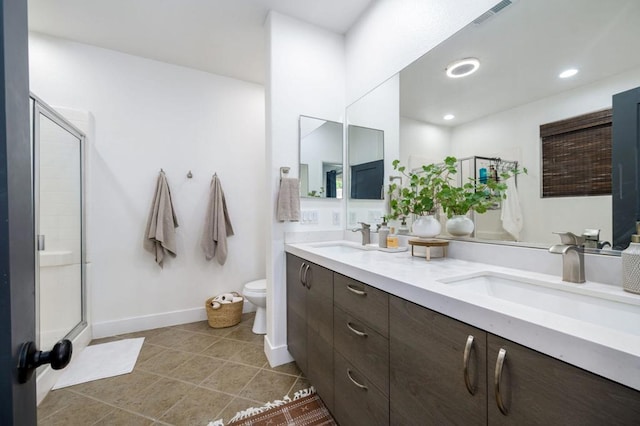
[298,263,306,287]
[494,348,509,416]
[463,335,476,395]
[346,284,367,296]
[346,322,368,337]
[347,369,368,391]
[303,264,311,289]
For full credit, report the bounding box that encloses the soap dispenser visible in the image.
[622,229,640,294]
[378,220,389,248]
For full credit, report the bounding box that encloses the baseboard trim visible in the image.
[92,307,207,338]
[92,303,256,339]
[264,335,294,368]
[37,325,92,405]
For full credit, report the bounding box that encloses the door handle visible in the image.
[494,348,509,415]
[37,234,45,251]
[17,339,72,384]
[463,335,476,395]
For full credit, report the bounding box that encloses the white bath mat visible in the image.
[53,338,144,389]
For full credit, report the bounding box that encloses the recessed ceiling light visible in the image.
[559,68,578,79]
[446,58,480,78]
[443,114,455,120]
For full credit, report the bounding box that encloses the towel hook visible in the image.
[187,170,193,179]
[280,167,290,180]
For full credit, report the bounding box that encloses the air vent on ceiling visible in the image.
[472,0,516,25]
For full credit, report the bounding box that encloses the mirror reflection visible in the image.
[299,115,343,199]
[348,124,384,200]
[346,0,640,252]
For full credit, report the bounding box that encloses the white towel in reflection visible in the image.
[501,177,523,241]
[143,171,179,268]
[277,178,300,222]
[201,174,234,265]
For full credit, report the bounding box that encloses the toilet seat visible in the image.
[244,279,266,292]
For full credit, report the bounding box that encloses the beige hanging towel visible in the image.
[144,171,179,268]
[201,174,234,265]
[277,177,300,221]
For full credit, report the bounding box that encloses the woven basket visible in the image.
[205,292,244,328]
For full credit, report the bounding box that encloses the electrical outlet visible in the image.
[332,211,341,226]
[348,211,358,226]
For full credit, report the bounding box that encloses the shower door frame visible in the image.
[31,93,88,352]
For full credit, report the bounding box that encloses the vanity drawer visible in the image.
[334,305,389,395]
[333,351,389,426]
[334,273,389,337]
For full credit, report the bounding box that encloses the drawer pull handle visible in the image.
[463,335,476,395]
[298,263,306,287]
[346,284,367,296]
[347,369,368,390]
[303,264,311,289]
[494,348,509,416]
[346,322,368,337]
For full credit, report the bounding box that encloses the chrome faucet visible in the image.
[352,222,371,245]
[549,232,585,283]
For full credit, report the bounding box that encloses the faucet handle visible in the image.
[553,231,585,246]
[359,222,371,229]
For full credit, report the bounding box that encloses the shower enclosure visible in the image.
[30,95,87,373]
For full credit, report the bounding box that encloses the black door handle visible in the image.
[17,339,72,384]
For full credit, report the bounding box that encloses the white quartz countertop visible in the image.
[286,240,640,391]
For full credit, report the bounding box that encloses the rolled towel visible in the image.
[232,296,243,303]
[277,178,300,222]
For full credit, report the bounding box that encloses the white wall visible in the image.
[400,116,451,169]
[29,33,266,336]
[265,12,346,365]
[345,0,498,104]
[450,67,640,245]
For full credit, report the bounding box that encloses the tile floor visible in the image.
[38,313,309,425]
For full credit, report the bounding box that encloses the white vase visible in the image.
[622,240,640,294]
[446,215,475,237]
[412,215,441,238]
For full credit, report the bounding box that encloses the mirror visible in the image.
[299,116,343,199]
[348,124,384,200]
[346,0,640,251]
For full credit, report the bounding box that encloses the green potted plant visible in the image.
[437,156,524,236]
[388,159,450,238]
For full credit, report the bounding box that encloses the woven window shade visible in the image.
[540,109,612,197]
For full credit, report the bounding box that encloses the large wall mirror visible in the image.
[299,115,343,199]
[345,0,640,252]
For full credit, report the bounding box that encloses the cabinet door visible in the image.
[488,334,640,425]
[286,254,307,373]
[389,296,487,425]
[305,261,334,412]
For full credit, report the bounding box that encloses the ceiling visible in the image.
[28,0,373,85]
[400,0,640,126]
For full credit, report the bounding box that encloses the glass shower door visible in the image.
[33,98,86,356]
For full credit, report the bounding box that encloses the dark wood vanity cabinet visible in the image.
[389,295,488,425]
[286,254,640,425]
[487,334,640,425]
[285,254,334,411]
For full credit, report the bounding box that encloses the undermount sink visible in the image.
[308,241,376,252]
[439,271,640,336]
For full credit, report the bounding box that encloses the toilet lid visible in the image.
[245,279,266,291]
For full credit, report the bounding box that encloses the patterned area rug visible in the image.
[209,387,336,426]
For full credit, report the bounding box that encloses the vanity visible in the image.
[285,242,640,425]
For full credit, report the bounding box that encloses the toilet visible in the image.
[243,279,266,335]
